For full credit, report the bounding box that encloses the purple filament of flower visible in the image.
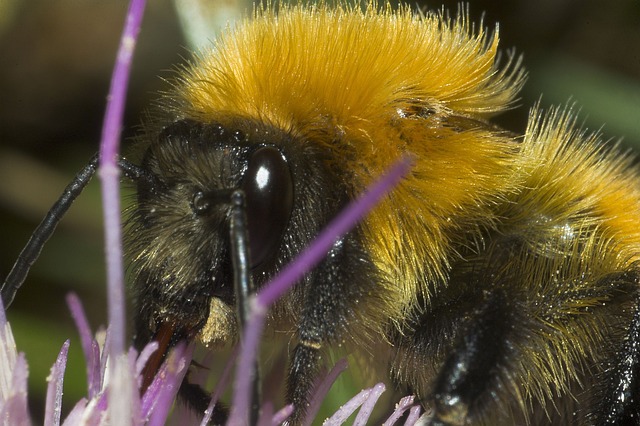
[256,401,274,426]
[382,395,415,425]
[147,343,192,426]
[44,339,69,426]
[136,341,160,380]
[66,293,102,398]
[354,382,386,426]
[61,398,88,425]
[304,358,349,424]
[404,405,423,425]
[324,387,372,425]
[0,353,30,425]
[98,0,146,359]
[272,404,294,425]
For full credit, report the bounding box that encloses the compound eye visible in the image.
[241,146,293,267]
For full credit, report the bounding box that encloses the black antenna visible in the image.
[1,154,100,307]
[229,189,262,425]
[1,153,152,308]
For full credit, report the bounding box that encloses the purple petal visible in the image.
[324,387,372,425]
[354,382,385,426]
[271,404,294,426]
[108,355,137,426]
[66,293,93,364]
[135,341,159,381]
[93,392,109,422]
[11,353,28,396]
[61,398,88,426]
[66,293,101,398]
[75,391,108,426]
[45,340,70,426]
[99,328,110,391]
[305,358,349,424]
[147,344,192,426]
[128,347,143,425]
[140,344,177,421]
[99,2,147,423]
[0,353,31,426]
[0,297,7,326]
[383,395,415,426]
[99,0,146,358]
[403,405,423,426]
[257,401,274,426]
[140,362,165,419]
[0,308,18,401]
[88,341,102,398]
[0,295,22,412]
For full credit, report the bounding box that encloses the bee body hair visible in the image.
[125,4,640,424]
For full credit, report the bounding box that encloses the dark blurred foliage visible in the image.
[0,1,185,421]
[0,0,638,422]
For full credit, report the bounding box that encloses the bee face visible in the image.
[127,119,298,345]
[126,114,361,350]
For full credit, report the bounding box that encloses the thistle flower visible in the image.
[2,290,429,425]
[0,297,31,426]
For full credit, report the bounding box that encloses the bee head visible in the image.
[127,118,294,350]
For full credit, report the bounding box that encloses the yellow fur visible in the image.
[166,2,640,423]
[176,2,525,319]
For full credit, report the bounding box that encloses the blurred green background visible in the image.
[0,0,638,423]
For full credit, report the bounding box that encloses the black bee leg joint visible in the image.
[432,289,516,426]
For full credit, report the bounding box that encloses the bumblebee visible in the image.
[3,2,640,425]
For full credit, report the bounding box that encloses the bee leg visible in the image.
[284,268,335,426]
[286,339,324,424]
[431,288,516,426]
[597,290,640,425]
[178,380,229,425]
[285,234,376,424]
